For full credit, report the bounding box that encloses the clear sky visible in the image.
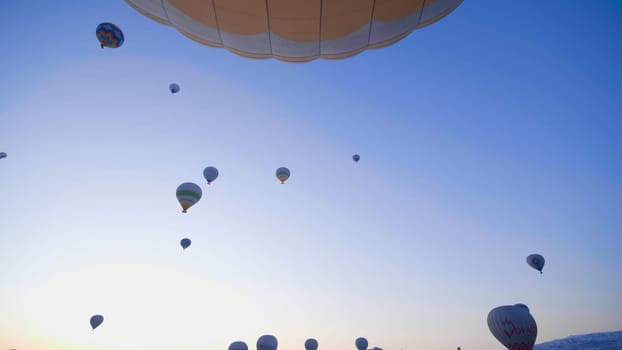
[1,1,621,350]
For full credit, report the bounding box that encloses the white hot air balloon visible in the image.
[487,304,538,350]
[229,341,249,350]
[355,337,368,350]
[305,338,318,350]
[526,254,545,274]
[257,335,278,350]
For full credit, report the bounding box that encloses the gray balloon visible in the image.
[257,335,278,350]
[355,337,368,350]
[203,166,219,184]
[305,338,318,350]
[229,341,248,350]
[526,254,545,273]
[90,314,104,330]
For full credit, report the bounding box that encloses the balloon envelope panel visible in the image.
[125,0,463,62]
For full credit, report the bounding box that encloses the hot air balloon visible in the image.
[90,314,104,330]
[487,304,537,350]
[276,167,290,184]
[355,337,368,350]
[96,22,124,48]
[0,152,6,159]
[229,341,249,350]
[257,335,278,350]
[176,182,202,213]
[170,83,180,94]
[203,166,219,184]
[125,0,463,62]
[305,338,318,350]
[353,154,360,162]
[180,238,191,250]
[526,254,545,274]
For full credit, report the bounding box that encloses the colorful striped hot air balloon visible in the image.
[96,22,124,48]
[176,182,202,213]
[125,0,463,62]
[276,167,290,184]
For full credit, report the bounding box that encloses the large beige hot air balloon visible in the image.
[125,0,463,62]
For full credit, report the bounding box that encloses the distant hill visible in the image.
[535,330,622,350]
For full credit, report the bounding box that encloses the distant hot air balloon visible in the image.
[352,154,360,162]
[276,167,290,184]
[96,22,124,48]
[257,335,278,350]
[125,0,463,62]
[305,338,318,350]
[526,254,545,274]
[0,152,6,159]
[229,341,249,350]
[169,83,180,94]
[180,238,191,250]
[203,166,219,185]
[90,314,104,330]
[355,337,368,350]
[487,304,537,350]
[176,182,202,213]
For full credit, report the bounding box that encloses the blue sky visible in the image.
[1,1,621,350]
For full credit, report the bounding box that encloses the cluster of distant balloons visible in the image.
[90,319,374,350]
[90,306,540,350]
[90,2,551,349]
